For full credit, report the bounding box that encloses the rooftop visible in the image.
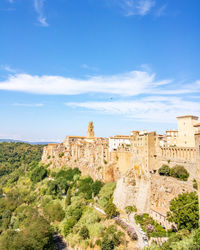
[177,115,199,119]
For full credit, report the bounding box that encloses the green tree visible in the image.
[158,165,170,176]
[43,201,65,222]
[65,187,71,207]
[105,201,118,219]
[167,192,199,231]
[170,165,189,181]
[30,165,47,183]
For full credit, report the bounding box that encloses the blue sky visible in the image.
[0,0,200,141]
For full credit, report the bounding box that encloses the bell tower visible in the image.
[87,121,95,138]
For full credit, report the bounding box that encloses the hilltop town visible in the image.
[42,115,200,230]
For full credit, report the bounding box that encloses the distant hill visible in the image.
[0,139,56,145]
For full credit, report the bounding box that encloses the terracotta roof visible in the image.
[177,115,199,119]
[194,123,200,127]
[166,130,178,132]
[48,143,59,146]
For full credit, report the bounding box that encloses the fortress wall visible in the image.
[158,147,197,180]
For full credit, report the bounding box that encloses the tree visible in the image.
[43,201,65,222]
[30,166,47,183]
[105,201,118,219]
[167,192,199,231]
[158,165,170,176]
[79,226,90,239]
[91,181,103,196]
[170,165,189,181]
[65,187,71,207]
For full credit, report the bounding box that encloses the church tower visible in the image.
[87,121,95,138]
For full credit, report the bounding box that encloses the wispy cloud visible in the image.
[155,4,167,17]
[0,71,173,96]
[7,0,14,3]
[0,65,17,73]
[109,0,155,16]
[66,96,200,123]
[81,64,99,71]
[34,0,48,27]
[12,103,44,107]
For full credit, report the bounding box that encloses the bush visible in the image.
[170,165,189,181]
[158,165,170,176]
[125,205,137,214]
[193,179,198,190]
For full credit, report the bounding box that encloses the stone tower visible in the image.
[87,121,95,138]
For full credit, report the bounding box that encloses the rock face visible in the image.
[113,166,151,213]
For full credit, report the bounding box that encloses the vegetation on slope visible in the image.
[0,142,133,250]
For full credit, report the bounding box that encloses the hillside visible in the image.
[0,142,138,250]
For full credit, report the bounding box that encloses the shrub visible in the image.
[125,205,137,214]
[158,165,170,176]
[170,165,189,181]
[79,226,90,239]
[59,152,64,158]
[193,179,198,190]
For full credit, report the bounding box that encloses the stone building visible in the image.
[176,115,199,147]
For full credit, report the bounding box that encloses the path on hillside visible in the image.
[53,233,68,250]
[129,213,147,250]
[93,204,147,249]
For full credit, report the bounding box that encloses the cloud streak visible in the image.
[34,0,48,27]
[12,103,44,107]
[109,0,155,16]
[0,71,173,96]
[66,96,200,123]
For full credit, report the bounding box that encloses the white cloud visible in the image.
[34,0,48,27]
[7,0,13,3]
[12,103,44,107]
[66,96,200,123]
[110,0,155,16]
[0,71,172,96]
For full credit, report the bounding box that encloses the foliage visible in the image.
[101,225,125,250]
[98,182,116,208]
[91,180,103,196]
[65,187,71,207]
[170,165,189,181]
[125,205,137,214]
[30,165,47,183]
[0,214,54,250]
[193,179,198,190]
[167,192,199,231]
[79,225,90,239]
[105,201,118,218]
[43,201,65,222]
[63,217,77,236]
[158,165,171,176]
[134,213,166,237]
